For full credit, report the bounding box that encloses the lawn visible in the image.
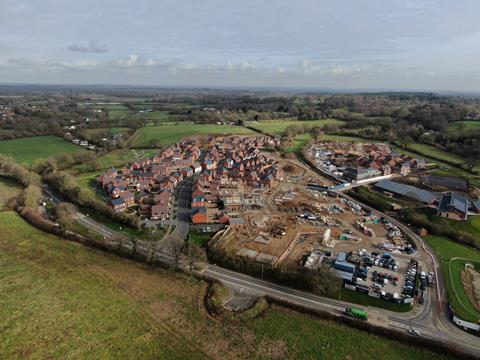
[424,235,480,322]
[249,119,344,136]
[0,210,451,359]
[0,136,86,166]
[131,123,255,147]
[188,231,214,247]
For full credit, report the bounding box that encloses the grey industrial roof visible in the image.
[438,192,468,215]
[375,180,437,204]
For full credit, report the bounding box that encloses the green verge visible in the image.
[424,235,480,323]
[248,309,451,360]
[339,288,412,313]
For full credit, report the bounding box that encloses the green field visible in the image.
[0,177,22,209]
[249,119,344,135]
[83,127,130,136]
[447,120,480,134]
[281,134,312,153]
[95,103,132,120]
[397,142,480,188]
[131,123,255,147]
[406,143,466,167]
[248,310,447,359]
[0,210,450,359]
[0,136,86,166]
[424,235,480,322]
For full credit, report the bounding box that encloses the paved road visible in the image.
[159,178,193,252]
[203,265,480,357]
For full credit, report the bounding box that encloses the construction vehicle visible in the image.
[345,307,368,320]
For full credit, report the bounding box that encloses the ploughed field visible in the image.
[0,209,451,359]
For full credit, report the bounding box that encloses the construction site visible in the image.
[210,156,417,271]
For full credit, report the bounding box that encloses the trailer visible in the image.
[345,307,368,320]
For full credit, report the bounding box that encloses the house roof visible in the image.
[438,192,468,215]
[111,198,125,206]
[472,198,480,212]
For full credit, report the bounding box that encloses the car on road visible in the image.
[408,329,420,336]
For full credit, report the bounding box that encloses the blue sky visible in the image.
[1,0,480,91]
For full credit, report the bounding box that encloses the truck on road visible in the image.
[345,307,368,320]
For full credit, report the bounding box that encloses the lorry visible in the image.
[345,307,368,320]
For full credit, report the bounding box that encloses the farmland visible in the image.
[130,123,255,147]
[0,135,86,166]
[249,119,344,135]
[447,120,480,134]
[0,210,447,359]
[424,235,480,322]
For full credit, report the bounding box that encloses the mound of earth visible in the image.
[461,266,480,312]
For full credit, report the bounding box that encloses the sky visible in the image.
[1,0,480,91]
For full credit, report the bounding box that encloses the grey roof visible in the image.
[111,198,125,206]
[336,252,347,262]
[472,199,480,212]
[438,192,468,215]
[375,180,437,204]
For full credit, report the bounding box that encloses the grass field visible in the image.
[131,124,255,147]
[0,177,22,209]
[249,119,344,135]
[406,143,466,167]
[0,210,450,359]
[281,134,312,153]
[396,142,480,188]
[447,120,480,134]
[83,127,130,136]
[95,103,132,120]
[0,136,86,166]
[424,235,480,322]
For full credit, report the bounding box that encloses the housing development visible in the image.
[2,88,480,359]
[94,135,480,338]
